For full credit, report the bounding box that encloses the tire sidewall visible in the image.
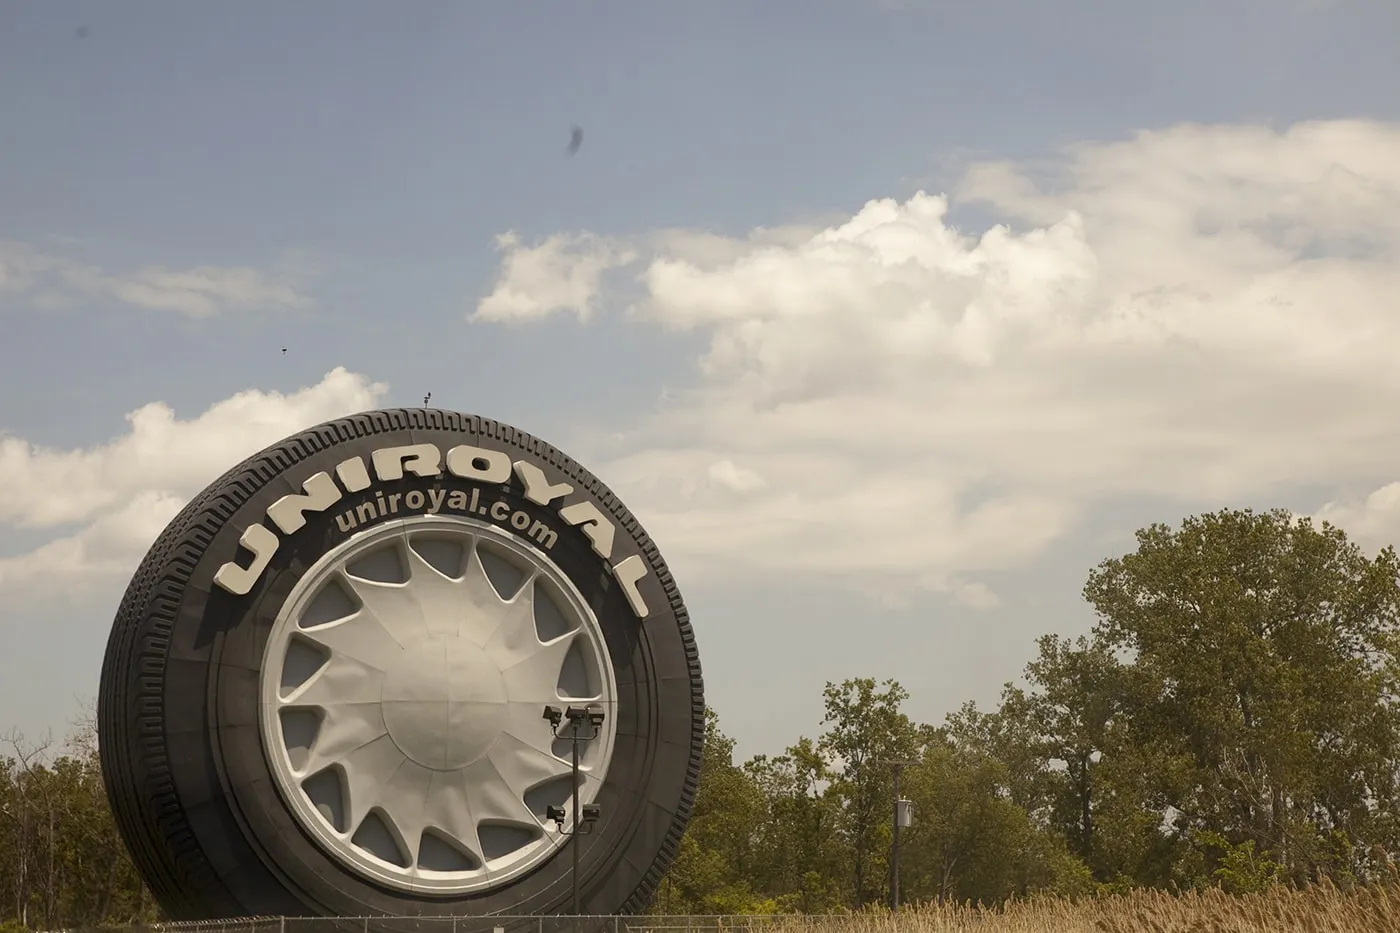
[156,419,694,916]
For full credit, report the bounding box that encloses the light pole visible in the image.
[543,705,604,916]
[876,759,917,911]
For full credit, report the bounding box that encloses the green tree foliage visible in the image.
[1084,509,1400,888]
[0,712,155,930]
[656,508,1400,912]
[650,709,774,914]
[744,738,845,912]
[899,739,1069,904]
[818,678,927,907]
[9,507,1400,925]
[658,681,1089,912]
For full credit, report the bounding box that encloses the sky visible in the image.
[3,0,1400,760]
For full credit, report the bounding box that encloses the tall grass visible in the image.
[120,885,1400,933]
[632,883,1400,932]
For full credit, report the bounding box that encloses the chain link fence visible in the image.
[123,916,828,933]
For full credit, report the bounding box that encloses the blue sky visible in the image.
[4,0,1400,758]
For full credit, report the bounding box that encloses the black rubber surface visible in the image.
[97,409,704,922]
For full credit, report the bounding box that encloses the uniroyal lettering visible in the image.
[211,443,651,618]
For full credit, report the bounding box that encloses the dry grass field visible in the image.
[135,885,1400,933]
[648,884,1400,933]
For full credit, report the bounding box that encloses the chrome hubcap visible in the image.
[259,514,617,894]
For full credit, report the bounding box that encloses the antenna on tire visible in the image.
[423,392,431,407]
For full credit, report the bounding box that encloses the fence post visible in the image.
[280,917,286,933]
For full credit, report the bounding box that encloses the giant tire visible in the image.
[97,409,704,924]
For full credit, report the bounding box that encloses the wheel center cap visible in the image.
[381,635,508,771]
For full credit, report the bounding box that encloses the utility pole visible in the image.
[876,759,917,911]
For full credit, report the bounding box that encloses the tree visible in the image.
[943,697,1055,822]
[897,740,1027,904]
[0,709,154,930]
[818,678,927,907]
[1084,508,1400,886]
[946,633,1177,888]
[652,709,773,914]
[744,738,845,912]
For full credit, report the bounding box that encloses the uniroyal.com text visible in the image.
[333,484,557,549]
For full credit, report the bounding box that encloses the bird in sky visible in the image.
[567,126,584,157]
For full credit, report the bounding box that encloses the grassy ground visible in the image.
[630,884,1400,933]
[62,885,1400,933]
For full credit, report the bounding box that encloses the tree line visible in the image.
[5,508,1400,927]
[655,509,1400,911]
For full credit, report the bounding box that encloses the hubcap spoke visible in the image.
[342,572,429,645]
[376,759,436,864]
[490,733,575,799]
[420,771,487,867]
[482,579,543,659]
[500,632,576,704]
[341,733,410,835]
[467,736,563,828]
[457,544,520,645]
[403,543,480,638]
[285,656,386,707]
[301,611,404,671]
[262,514,618,894]
[502,701,568,760]
[297,702,387,779]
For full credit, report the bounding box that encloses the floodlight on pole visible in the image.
[545,703,605,916]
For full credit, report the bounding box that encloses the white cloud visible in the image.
[707,460,767,494]
[105,265,312,316]
[473,232,635,323]
[0,240,315,316]
[0,493,187,597]
[952,581,1002,611]
[1315,483,1400,553]
[480,118,1400,603]
[0,368,386,602]
[13,120,1398,611]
